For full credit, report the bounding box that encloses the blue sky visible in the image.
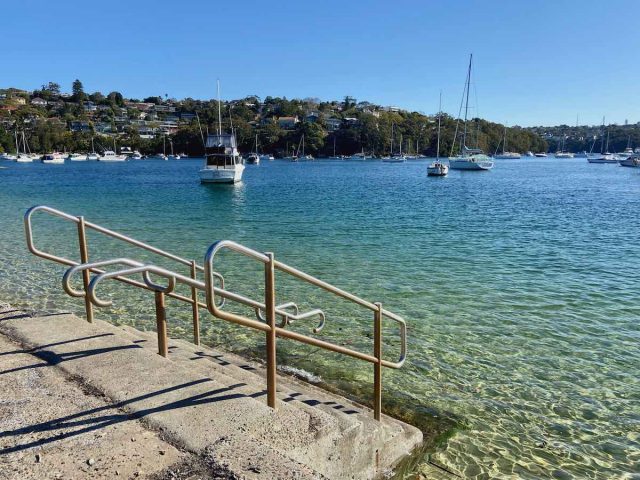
[4,0,639,126]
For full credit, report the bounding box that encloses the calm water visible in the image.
[0,158,638,479]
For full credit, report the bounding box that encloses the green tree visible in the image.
[72,79,85,103]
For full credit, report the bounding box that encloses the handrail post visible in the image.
[190,260,200,345]
[154,291,169,357]
[374,302,383,421]
[265,252,277,409]
[77,216,93,323]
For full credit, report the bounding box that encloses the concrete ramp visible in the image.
[0,308,422,479]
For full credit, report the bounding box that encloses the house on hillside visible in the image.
[325,117,342,132]
[83,101,97,112]
[31,97,48,107]
[69,121,92,132]
[277,116,299,129]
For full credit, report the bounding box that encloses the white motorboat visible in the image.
[427,162,449,176]
[99,150,127,162]
[494,125,521,159]
[42,153,66,164]
[534,153,548,157]
[200,133,244,183]
[1,153,18,161]
[383,155,406,163]
[199,80,245,184]
[260,154,274,161]
[68,153,87,161]
[617,136,634,158]
[574,151,588,158]
[428,92,449,177]
[618,154,640,167]
[555,152,574,158]
[524,151,534,157]
[120,147,134,157]
[131,150,143,159]
[448,55,493,171]
[15,153,34,163]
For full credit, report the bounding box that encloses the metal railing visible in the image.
[24,205,407,420]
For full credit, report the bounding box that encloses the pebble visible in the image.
[159,450,166,455]
[35,453,42,463]
[87,458,96,466]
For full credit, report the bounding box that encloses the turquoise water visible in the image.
[0,158,638,478]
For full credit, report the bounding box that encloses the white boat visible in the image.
[199,80,245,184]
[87,138,99,160]
[16,153,33,163]
[383,124,406,162]
[555,152,574,158]
[588,154,619,164]
[120,147,134,157]
[131,150,143,160]
[618,154,640,167]
[68,153,87,161]
[260,154,274,161]
[574,151,588,158]
[1,153,18,161]
[99,150,127,162]
[588,124,618,163]
[246,135,260,164]
[42,153,66,164]
[448,55,493,171]
[494,125,521,159]
[428,93,449,177]
[200,133,245,183]
[534,153,548,157]
[524,151,534,157]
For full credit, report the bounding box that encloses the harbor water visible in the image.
[0,158,638,478]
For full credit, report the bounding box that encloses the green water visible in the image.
[0,158,638,478]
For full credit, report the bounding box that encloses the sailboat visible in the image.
[428,92,449,176]
[15,131,36,162]
[87,137,100,161]
[246,134,260,164]
[448,54,494,170]
[329,136,341,159]
[588,118,619,164]
[298,135,313,160]
[383,124,406,162]
[554,134,574,158]
[199,80,245,183]
[494,125,521,159]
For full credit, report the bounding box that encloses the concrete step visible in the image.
[114,325,422,479]
[0,308,422,479]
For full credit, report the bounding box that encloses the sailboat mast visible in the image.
[462,54,472,151]
[217,79,222,136]
[391,123,394,155]
[436,91,442,160]
[600,116,605,154]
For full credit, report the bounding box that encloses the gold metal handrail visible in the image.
[24,205,408,420]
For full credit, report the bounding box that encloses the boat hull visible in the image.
[449,158,493,170]
[588,157,619,164]
[618,157,640,167]
[199,165,244,184]
[427,163,449,176]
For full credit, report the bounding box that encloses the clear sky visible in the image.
[4,0,639,127]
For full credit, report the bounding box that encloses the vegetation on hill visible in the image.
[1,80,549,156]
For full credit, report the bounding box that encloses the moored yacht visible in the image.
[42,152,66,164]
[99,150,127,162]
[199,80,245,184]
[524,151,534,157]
[68,153,87,161]
[448,55,493,171]
[494,125,521,159]
[618,154,640,167]
[200,133,244,183]
[588,124,618,163]
[427,92,449,177]
[534,152,548,157]
[246,134,260,164]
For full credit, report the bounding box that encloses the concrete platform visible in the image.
[0,304,422,479]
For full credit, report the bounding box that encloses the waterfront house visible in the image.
[277,116,299,129]
[306,112,320,123]
[83,101,98,112]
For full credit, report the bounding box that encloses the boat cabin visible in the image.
[204,133,241,168]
